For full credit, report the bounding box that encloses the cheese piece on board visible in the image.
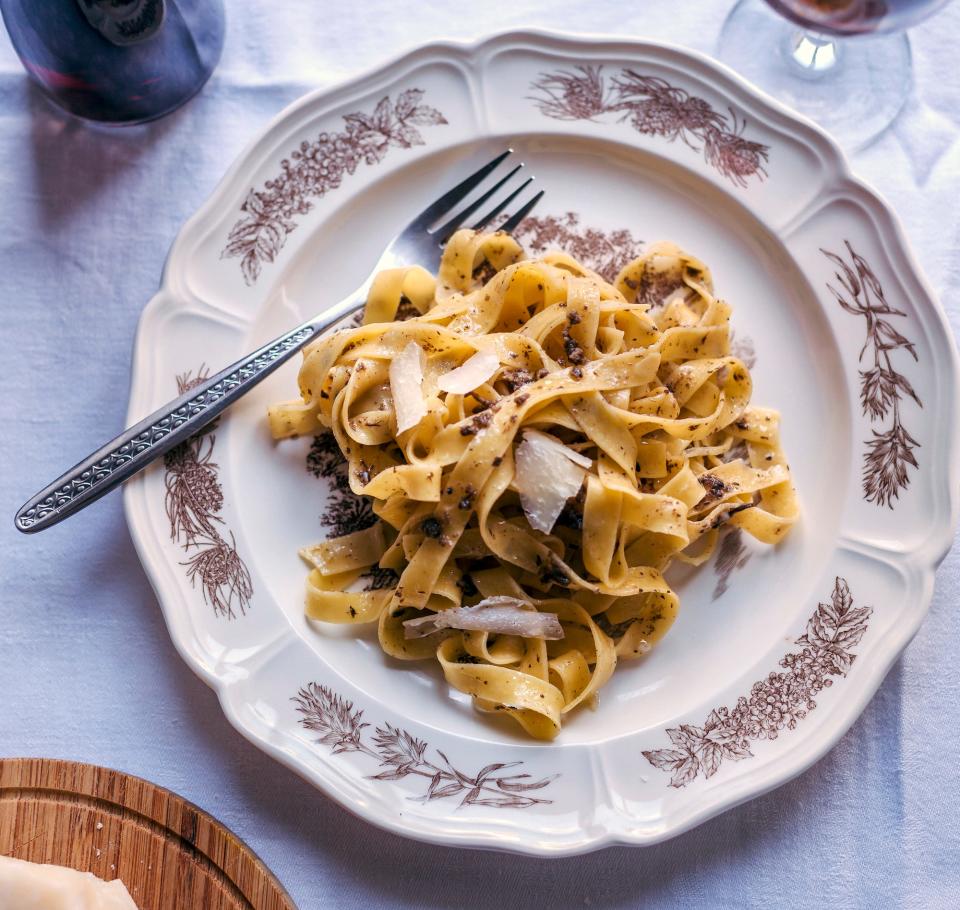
[0,855,138,909]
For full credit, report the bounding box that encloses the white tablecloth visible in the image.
[2,3,959,908]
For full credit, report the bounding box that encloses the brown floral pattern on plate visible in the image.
[822,242,922,508]
[164,368,253,619]
[222,89,447,285]
[643,577,871,787]
[293,683,558,808]
[510,212,644,283]
[529,67,769,188]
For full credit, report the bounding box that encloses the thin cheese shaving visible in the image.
[389,341,426,433]
[436,349,500,394]
[514,429,587,533]
[403,596,564,640]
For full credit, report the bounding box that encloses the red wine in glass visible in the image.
[765,0,951,36]
[719,0,951,147]
[0,0,225,124]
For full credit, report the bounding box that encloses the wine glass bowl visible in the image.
[718,0,952,149]
[766,0,951,36]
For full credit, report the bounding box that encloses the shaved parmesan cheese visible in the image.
[403,596,563,640]
[389,341,427,433]
[436,349,500,394]
[514,430,588,533]
[0,855,138,910]
[523,428,593,468]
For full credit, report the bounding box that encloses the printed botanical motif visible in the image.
[643,577,870,787]
[529,67,769,187]
[511,212,645,283]
[164,368,253,619]
[293,683,557,808]
[822,242,922,508]
[222,89,447,285]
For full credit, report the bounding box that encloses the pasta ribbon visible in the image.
[271,230,798,739]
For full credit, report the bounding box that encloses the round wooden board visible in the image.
[0,758,297,910]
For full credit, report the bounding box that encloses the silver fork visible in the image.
[16,150,543,533]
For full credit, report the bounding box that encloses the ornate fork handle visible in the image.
[15,291,366,533]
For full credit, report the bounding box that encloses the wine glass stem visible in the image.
[785,30,842,78]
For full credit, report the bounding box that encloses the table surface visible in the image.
[2,4,959,909]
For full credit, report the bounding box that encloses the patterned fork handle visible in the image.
[15,290,366,533]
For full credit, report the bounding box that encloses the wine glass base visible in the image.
[717,0,912,150]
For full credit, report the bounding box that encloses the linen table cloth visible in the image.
[2,3,959,907]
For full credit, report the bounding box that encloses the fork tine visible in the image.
[499,189,545,234]
[410,149,512,229]
[432,164,524,243]
[471,177,534,231]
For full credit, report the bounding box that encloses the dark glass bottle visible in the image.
[0,0,225,124]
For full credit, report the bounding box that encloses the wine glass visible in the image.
[717,0,952,149]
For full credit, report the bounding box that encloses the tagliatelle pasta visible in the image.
[269,229,798,740]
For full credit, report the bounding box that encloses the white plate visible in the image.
[124,30,960,855]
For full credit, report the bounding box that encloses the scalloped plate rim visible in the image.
[123,28,960,855]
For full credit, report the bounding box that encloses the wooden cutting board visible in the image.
[0,758,297,910]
